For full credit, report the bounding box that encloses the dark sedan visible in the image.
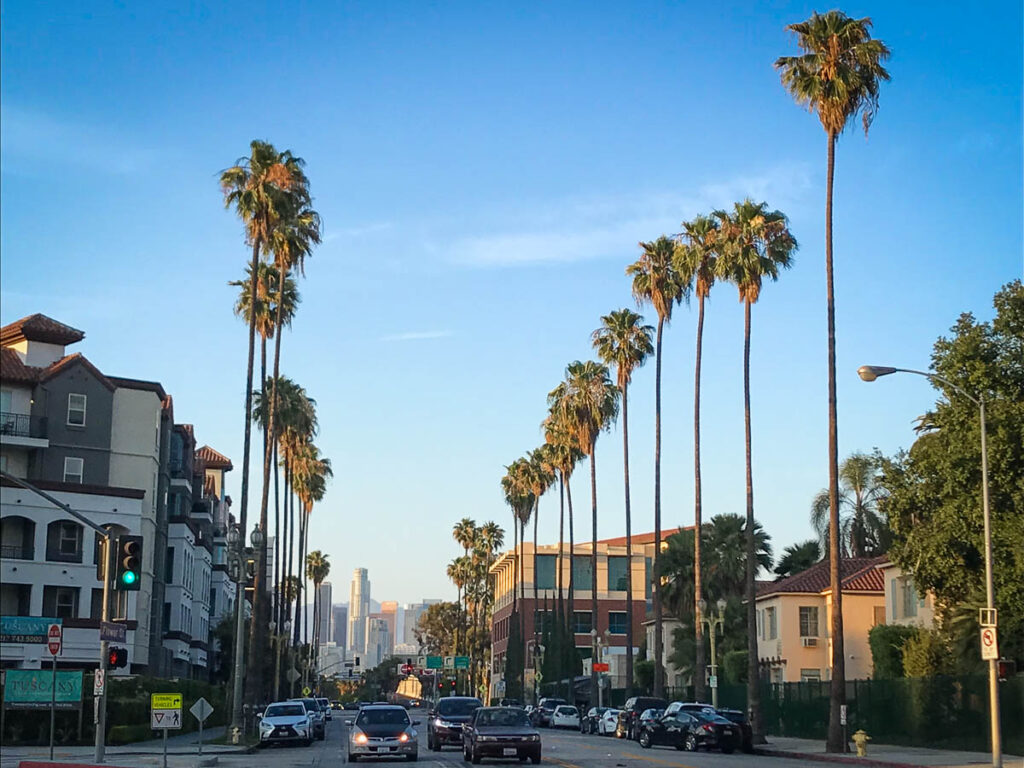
[463,707,541,764]
[638,711,700,751]
[690,711,742,753]
[716,708,753,752]
[427,696,482,750]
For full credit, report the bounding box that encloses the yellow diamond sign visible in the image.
[151,693,182,709]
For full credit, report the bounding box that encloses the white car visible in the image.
[549,705,580,729]
[599,709,621,736]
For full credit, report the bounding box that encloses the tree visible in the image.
[525,444,556,698]
[501,457,534,696]
[305,550,331,673]
[716,200,795,743]
[292,443,332,653]
[674,213,721,703]
[811,453,890,557]
[775,539,821,579]
[592,308,654,694]
[627,235,687,696]
[414,602,461,655]
[880,281,1024,670]
[549,360,619,705]
[775,13,890,752]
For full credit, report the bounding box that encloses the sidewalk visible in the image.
[759,735,1024,768]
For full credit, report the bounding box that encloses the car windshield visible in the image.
[541,700,566,710]
[357,709,410,726]
[476,709,531,727]
[438,699,482,716]
[719,711,747,724]
[557,707,578,715]
[265,704,305,718]
[693,711,730,724]
[294,700,317,713]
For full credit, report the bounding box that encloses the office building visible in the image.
[332,605,347,649]
[317,581,333,645]
[365,616,390,669]
[348,567,370,655]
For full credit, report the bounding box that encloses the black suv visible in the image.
[617,697,668,741]
[427,696,482,751]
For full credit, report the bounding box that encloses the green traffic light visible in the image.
[122,571,137,585]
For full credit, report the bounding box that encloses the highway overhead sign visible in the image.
[454,656,470,669]
[426,656,442,669]
[443,656,455,669]
[981,627,999,660]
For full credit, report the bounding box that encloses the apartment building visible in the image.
[878,559,935,629]
[754,556,886,683]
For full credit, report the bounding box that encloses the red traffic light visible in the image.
[108,647,127,669]
[997,659,1016,681]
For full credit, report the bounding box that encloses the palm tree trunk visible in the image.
[825,131,846,753]
[653,315,665,697]
[532,499,539,654]
[693,294,706,704]
[589,442,599,709]
[743,298,763,743]
[511,515,518,617]
[273,441,281,632]
[621,382,635,696]
[566,476,575,679]
[557,475,566,696]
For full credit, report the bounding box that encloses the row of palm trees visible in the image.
[221,140,334,705]
[496,9,889,750]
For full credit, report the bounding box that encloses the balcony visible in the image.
[0,412,48,448]
[0,544,34,560]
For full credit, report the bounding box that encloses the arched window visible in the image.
[0,515,36,560]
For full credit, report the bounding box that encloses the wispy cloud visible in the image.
[442,163,814,268]
[380,330,454,342]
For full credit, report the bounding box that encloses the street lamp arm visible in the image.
[857,366,980,405]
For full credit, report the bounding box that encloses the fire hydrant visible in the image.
[852,729,871,757]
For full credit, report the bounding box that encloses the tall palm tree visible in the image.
[627,235,686,696]
[550,360,619,706]
[775,540,821,579]
[501,459,534,697]
[592,308,653,694]
[221,140,312,705]
[811,452,889,557]
[453,517,478,656]
[475,522,505,692]
[775,13,890,752]
[674,214,721,702]
[525,445,556,695]
[716,199,796,742]
[305,550,331,676]
[292,442,332,654]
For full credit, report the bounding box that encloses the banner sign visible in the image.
[2,669,82,709]
[0,617,62,644]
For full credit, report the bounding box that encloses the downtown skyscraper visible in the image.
[348,567,370,655]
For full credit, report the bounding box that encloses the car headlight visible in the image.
[527,734,540,742]
[399,733,410,743]
[353,730,368,744]
[259,722,273,732]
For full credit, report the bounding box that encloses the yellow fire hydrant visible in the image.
[852,730,871,757]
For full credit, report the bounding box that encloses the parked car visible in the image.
[549,705,580,729]
[638,708,664,731]
[715,709,753,752]
[534,698,567,728]
[664,701,716,719]
[689,710,742,753]
[348,704,419,763]
[257,701,314,747]
[427,696,482,751]
[317,697,332,720]
[598,709,620,736]
[616,697,668,740]
[498,698,523,708]
[638,710,700,751]
[580,706,608,734]
[462,706,541,764]
[289,697,326,740]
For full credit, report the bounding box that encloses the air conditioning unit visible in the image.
[802,637,818,647]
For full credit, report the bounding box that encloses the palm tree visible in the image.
[592,308,653,694]
[453,517,478,656]
[549,360,619,706]
[525,445,555,696]
[775,13,890,752]
[716,199,796,743]
[811,453,889,557]
[475,521,505,691]
[775,540,821,579]
[501,459,534,697]
[221,140,312,705]
[305,550,331,677]
[627,235,686,696]
[674,213,721,702]
[291,442,332,653]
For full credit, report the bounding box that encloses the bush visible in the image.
[868,624,918,678]
[723,650,747,684]
[903,629,952,677]
[108,724,157,745]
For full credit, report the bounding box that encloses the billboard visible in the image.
[0,617,62,644]
[2,669,83,710]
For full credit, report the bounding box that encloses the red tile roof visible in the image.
[196,445,233,471]
[108,376,167,399]
[40,353,115,391]
[0,347,40,384]
[0,314,85,346]
[598,527,690,547]
[756,556,887,599]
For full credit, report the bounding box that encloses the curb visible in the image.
[755,747,921,768]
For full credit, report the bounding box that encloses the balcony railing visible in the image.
[0,412,47,439]
[0,544,34,560]
[169,458,193,480]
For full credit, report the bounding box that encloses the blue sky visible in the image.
[2,1,1021,606]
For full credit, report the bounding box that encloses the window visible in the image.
[533,610,554,634]
[0,388,11,413]
[535,554,556,590]
[757,609,763,639]
[800,668,822,683]
[43,586,79,619]
[572,557,593,591]
[63,457,84,484]
[0,455,6,473]
[607,556,629,592]
[572,611,593,634]
[799,606,819,637]
[765,607,778,640]
[163,602,171,631]
[608,611,628,635]
[59,522,81,555]
[67,393,87,426]
[872,606,886,627]
[165,547,175,582]
[91,588,104,619]
[900,577,918,618]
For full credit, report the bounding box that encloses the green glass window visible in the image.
[572,557,594,591]
[607,556,629,591]
[535,554,556,590]
[608,612,628,635]
[572,611,593,634]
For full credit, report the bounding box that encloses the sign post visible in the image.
[150,693,182,768]
[48,623,62,760]
[190,697,214,758]
[981,626,999,661]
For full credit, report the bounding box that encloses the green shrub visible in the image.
[903,629,952,677]
[108,724,157,745]
[723,650,747,684]
[868,624,918,678]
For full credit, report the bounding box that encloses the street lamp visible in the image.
[229,524,264,739]
[858,364,1001,768]
[590,628,611,707]
[270,619,292,702]
[698,598,727,708]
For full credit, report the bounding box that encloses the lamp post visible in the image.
[858,365,1001,768]
[533,643,546,704]
[228,524,264,739]
[698,598,727,708]
[590,628,611,707]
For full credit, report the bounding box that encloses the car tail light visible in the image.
[702,725,714,733]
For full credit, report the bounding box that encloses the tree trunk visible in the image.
[273,441,281,632]
[566,475,575,680]
[589,441,599,708]
[621,382,635,696]
[743,299,763,743]
[825,131,846,753]
[653,315,665,697]
[557,475,566,697]
[533,499,539,654]
[512,515,518,617]
[693,294,707,703]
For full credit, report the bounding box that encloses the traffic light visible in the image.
[997,659,1016,681]
[450,680,456,691]
[113,535,143,591]
[437,680,443,691]
[108,646,128,668]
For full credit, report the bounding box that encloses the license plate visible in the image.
[503,748,518,756]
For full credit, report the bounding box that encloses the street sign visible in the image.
[840,704,847,725]
[47,623,62,656]
[535,670,543,683]
[417,656,427,668]
[454,656,470,669]
[151,709,182,729]
[401,663,414,675]
[190,697,214,723]
[100,621,127,643]
[3,670,82,709]
[286,668,300,683]
[708,675,718,689]
[302,685,312,696]
[592,663,609,672]
[981,627,999,660]
[980,608,998,627]
[426,656,442,669]
[151,693,183,709]
[443,656,455,669]
[93,670,105,697]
